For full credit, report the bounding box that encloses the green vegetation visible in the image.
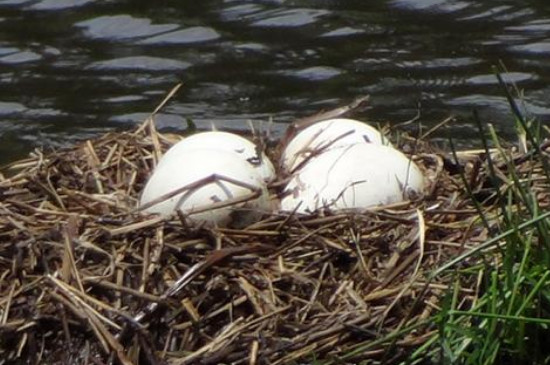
[409,68,550,364]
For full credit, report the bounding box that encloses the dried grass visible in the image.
[1,93,549,364]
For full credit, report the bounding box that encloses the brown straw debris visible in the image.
[1,90,549,364]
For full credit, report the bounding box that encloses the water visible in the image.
[0,0,549,165]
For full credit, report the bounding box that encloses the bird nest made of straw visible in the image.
[1,94,549,365]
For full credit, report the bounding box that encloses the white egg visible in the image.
[281,118,391,173]
[140,149,271,227]
[158,131,275,182]
[280,144,424,214]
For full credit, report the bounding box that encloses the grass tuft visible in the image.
[408,67,550,365]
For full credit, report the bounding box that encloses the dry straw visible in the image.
[1,86,547,364]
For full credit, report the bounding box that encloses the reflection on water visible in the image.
[0,0,549,164]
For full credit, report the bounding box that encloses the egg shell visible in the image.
[281,118,391,173]
[140,149,270,227]
[158,131,275,182]
[280,143,424,214]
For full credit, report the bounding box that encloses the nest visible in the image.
[1,101,549,364]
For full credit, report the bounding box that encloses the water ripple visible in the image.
[219,4,265,22]
[321,27,366,38]
[506,19,550,33]
[397,57,483,69]
[27,0,93,11]
[138,27,220,45]
[0,101,26,115]
[76,15,178,41]
[509,42,550,55]
[0,49,41,64]
[88,56,192,72]
[279,66,343,81]
[389,0,471,14]
[250,8,329,27]
[466,72,536,85]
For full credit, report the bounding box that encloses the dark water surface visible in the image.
[0,0,549,164]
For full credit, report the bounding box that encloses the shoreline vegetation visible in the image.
[1,73,549,364]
